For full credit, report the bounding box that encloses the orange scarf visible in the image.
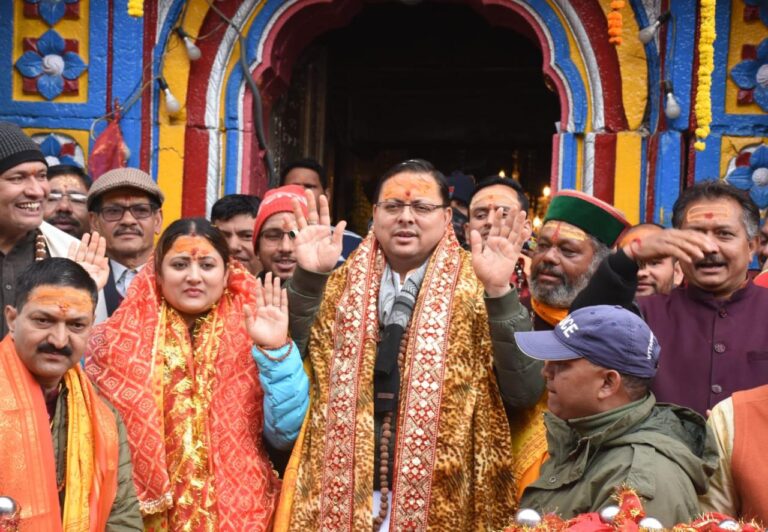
[0,335,118,531]
[511,298,565,500]
[530,297,569,326]
[85,260,280,530]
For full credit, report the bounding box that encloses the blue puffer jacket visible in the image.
[252,341,309,450]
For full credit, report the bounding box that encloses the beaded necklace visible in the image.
[35,232,47,261]
[373,331,408,531]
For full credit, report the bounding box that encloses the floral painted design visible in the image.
[730,38,768,111]
[743,0,768,26]
[23,0,79,26]
[726,144,768,209]
[33,133,85,167]
[14,30,87,100]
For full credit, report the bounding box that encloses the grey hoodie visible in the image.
[520,393,719,526]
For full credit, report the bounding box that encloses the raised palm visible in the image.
[292,190,347,273]
[244,272,289,349]
[470,207,531,297]
[67,231,109,291]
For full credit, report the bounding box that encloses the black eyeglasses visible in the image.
[98,204,156,222]
[47,191,88,205]
[375,200,446,216]
[260,229,297,243]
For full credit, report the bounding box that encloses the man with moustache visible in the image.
[276,159,530,531]
[619,223,683,297]
[0,258,141,530]
[490,189,630,499]
[44,164,92,238]
[572,181,768,416]
[211,193,262,275]
[0,122,107,336]
[87,168,164,316]
[252,185,308,283]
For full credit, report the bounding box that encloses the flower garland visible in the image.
[128,0,143,17]
[607,1,624,46]
[694,0,716,151]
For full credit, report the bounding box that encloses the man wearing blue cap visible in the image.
[516,305,718,525]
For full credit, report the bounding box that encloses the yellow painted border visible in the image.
[597,0,647,131]
[549,0,593,133]
[613,131,643,224]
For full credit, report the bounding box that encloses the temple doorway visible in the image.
[268,2,560,233]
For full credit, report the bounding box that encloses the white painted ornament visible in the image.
[718,520,741,531]
[515,508,542,527]
[638,516,664,529]
[599,505,620,524]
[0,496,18,515]
[756,64,768,89]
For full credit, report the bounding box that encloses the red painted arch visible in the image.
[181,0,630,212]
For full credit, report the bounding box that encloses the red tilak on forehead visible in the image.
[686,204,732,223]
[381,175,438,201]
[169,235,216,259]
[542,220,588,242]
[28,286,92,315]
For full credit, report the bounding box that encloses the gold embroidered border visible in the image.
[391,240,461,531]
[318,237,381,531]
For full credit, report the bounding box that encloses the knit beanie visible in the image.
[252,185,309,247]
[0,122,47,176]
[87,167,165,210]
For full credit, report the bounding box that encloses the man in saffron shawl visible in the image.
[0,258,141,530]
[279,159,535,531]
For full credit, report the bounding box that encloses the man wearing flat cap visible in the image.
[0,122,108,335]
[515,305,717,525]
[490,189,630,498]
[88,168,164,316]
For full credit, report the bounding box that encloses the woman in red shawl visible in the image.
[86,218,308,531]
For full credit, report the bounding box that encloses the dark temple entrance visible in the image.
[269,2,560,233]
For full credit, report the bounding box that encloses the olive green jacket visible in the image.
[51,385,143,531]
[520,394,719,527]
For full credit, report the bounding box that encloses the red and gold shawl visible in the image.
[285,229,516,531]
[0,336,118,531]
[85,260,280,531]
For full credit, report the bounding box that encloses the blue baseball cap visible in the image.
[514,305,660,378]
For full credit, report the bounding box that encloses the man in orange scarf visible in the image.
[496,190,631,498]
[0,258,141,531]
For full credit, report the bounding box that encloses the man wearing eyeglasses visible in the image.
[87,168,164,316]
[279,159,531,531]
[44,164,92,238]
[251,185,309,283]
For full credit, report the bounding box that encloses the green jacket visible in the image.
[51,384,143,531]
[520,394,719,527]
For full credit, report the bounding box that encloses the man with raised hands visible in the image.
[276,159,535,531]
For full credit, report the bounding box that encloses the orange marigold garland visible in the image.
[694,0,716,151]
[608,1,625,46]
[128,0,143,17]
